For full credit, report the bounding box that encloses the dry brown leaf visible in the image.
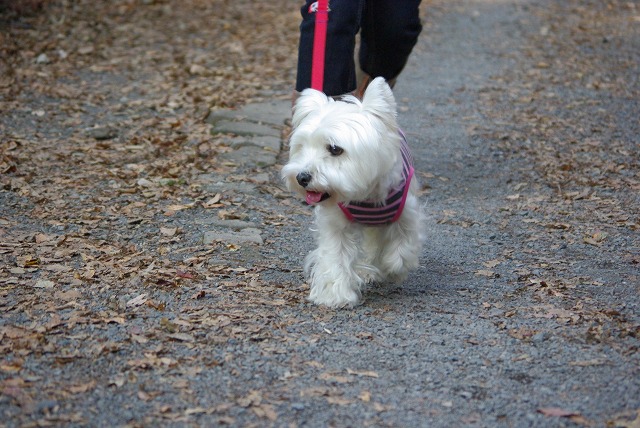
[166,333,195,342]
[475,269,496,277]
[252,404,277,421]
[482,259,501,268]
[237,390,262,407]
[326,396,353,406]
[0,360,23,373]
[126,293,148,307]
[68,380,97,394]
[319,372,351,384]
[34,279,55,288]
[160,227,178,237]
[569,359,606,367]
[347,368,379,378]
[130,334,149,344]
[537,407,580,418]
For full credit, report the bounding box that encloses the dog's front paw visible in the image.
[309,278,362,308]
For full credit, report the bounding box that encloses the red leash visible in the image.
[311,0,329,91]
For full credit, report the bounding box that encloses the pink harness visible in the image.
[338,133,414,225]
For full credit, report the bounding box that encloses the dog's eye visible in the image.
[327,144,344,156]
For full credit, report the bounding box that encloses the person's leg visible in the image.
[357,0,422,97]
[295,0,364,97]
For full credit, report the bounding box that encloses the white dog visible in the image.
[282,77,424,308]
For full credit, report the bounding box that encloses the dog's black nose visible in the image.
[296,172,312,188]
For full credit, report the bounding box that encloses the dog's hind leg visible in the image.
[377,194,424,283]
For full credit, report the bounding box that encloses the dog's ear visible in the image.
[292,89,331,128]
[361,77,397,125]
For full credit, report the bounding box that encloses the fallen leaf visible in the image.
[537,407,580,418]
[145,300,166,311]
[185,407,209,415]
[126,293,148,307]
[356,332,374,340]
[584,230,608,246]
[508,327,537,340]
[166,333,195,342]
[546,222,571,230]
[569,359,606,367]
[373,402,393,412]
[192,290,206,299]
[160,227,178,237]
[482,259,501,268]
[130,334,149,344]
[176,270,195,279]
[167,203,195,211]
[512,353,531,362]
[34,279,55,288]
[205,193,222,206]
[252,404,277,421]
[160,318,178,333]
[1,326,28,339]
[326,396,353,405]
[77,45,94,55]
[68,380,97,394]
[347,369,379,378]
[18,255,40,267]
[610,410,640,428]
[35,233,51,244]
[237,390,262,407]
[0,360,23,373]
[108,376,126,388]
[475,269,496,277]
[319,372,351,384]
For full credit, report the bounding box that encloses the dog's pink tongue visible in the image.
[305,191,324,205]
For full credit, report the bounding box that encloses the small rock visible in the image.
[194,218,257,230]
[250,173,270,184]
[77,45,94,55]
[136,178,154,188]
[203,228,263,245]
[212,120,281,138]
[532,332,549,343]
[85,126,118,140]
[189,64,207,75]
[36,399,58,413]
[36,53,50,64]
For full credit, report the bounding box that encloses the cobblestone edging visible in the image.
[203,100,291,245]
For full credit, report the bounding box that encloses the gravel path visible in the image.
[1,0,638,427]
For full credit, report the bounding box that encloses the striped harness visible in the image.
[338,133,414,226]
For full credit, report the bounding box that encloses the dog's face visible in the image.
[282,77,401,205]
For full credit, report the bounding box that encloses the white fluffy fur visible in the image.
[282,77,424,308]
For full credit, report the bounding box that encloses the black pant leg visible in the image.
[359,0,422,81]
[295,0,364,96]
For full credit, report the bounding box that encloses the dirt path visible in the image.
[1,0,639,427]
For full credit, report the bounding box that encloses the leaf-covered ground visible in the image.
[1,0,639,426]
[1,0,306,425]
